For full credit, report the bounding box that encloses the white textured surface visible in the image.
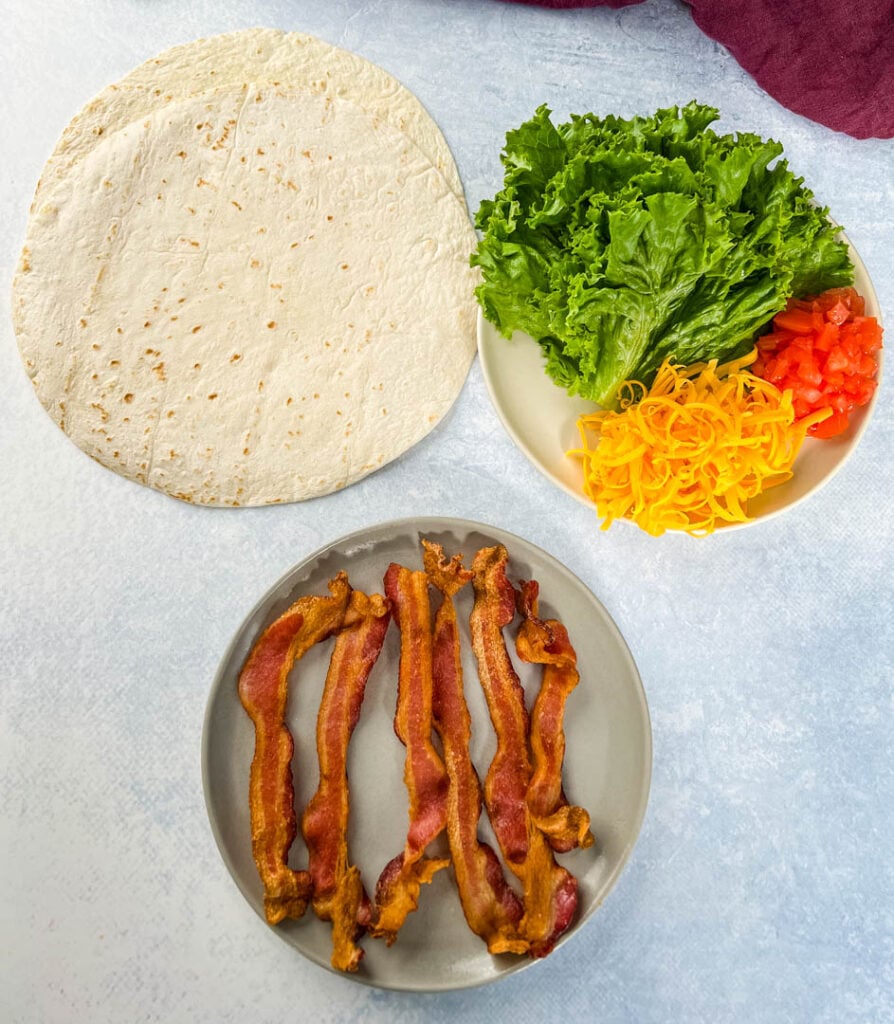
[1,1,892,1022]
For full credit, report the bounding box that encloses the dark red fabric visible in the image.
[499,0,894,139]
[687,0,894,139]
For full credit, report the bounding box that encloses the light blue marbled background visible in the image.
[1,1,892,1021]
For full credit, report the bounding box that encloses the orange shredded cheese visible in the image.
[572,352,830,536]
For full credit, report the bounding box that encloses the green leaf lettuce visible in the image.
[472,102,853,409]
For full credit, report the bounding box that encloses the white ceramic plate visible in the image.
[202,517,651,992]
[478,236,883,530]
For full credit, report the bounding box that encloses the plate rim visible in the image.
[200,515,653,992]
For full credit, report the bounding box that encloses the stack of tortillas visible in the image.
[13,29,478,506]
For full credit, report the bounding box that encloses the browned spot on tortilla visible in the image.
[79,318,87,328]
[124,393,134,403]
[211,120,235,151]
[177,151,187,159]
[230,354,241,363]
[208,393,218,400]
[192,325,202,333]
[231,201,242,210]
[266,321,276,329]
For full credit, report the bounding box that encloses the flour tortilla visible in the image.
[14,73,478,505]
[31,29,463,207]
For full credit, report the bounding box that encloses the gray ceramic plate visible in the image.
[202,517,651,991]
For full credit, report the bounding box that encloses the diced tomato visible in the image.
[773,308,817,334]
[813,322,838,352]
[811,410,850,439]
[753,287,883,439]
[826,346,849,372]
[827,300,851,326]
[813,287,864,316]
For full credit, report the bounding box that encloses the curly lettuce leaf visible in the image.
[472,102,853,408]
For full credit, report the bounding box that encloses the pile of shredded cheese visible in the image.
[573,352,829,536]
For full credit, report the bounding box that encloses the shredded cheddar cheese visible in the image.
[572,352,829,536]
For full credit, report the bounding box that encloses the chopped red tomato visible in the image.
[752,287,883,439]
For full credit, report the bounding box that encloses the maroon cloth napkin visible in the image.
[686,0,894,139]
[497,0,894,138]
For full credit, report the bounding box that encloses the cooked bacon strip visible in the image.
[423,540,527,956]
[516,580,595,854]
[469,545,578,957]
[372,562,449,944]
[237,573,352,925]
[302,589,391,972]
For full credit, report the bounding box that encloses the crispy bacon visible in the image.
[237,573,352,925]
[469,545,578,957]
[302,589,391,972]
[423,540,527,956]
[516,580,595,854]
[372,562,449,944]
